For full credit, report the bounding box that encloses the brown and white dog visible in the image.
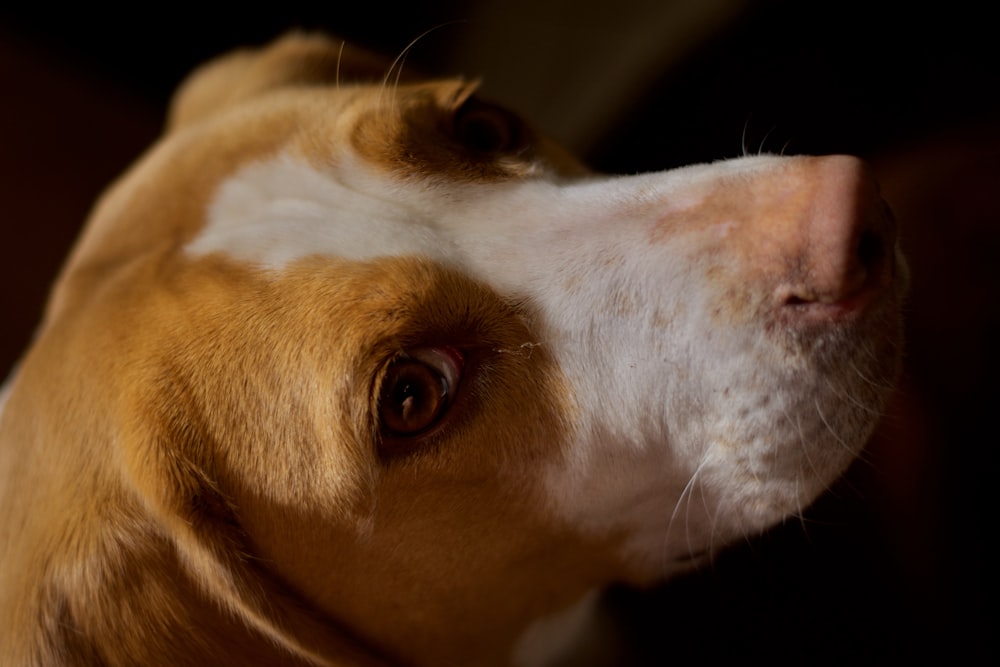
[0,33,906,666]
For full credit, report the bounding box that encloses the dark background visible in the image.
[2,1,996,662]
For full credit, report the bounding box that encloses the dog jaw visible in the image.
[0,33,906,666]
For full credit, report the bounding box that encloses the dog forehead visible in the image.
[188,155,435,267]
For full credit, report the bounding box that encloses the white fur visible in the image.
[189,151,887,578]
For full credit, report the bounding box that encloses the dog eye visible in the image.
[453,99,522,154]
[378,347,463,437]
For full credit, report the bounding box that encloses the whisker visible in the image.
[812,398,873,494]
[820,381,881,470]
[813,397,853,456]
[379,21,467,110]
[847,355,894,392]
[664,456,711,565]
[704,477,725,563]
[793,476,809,535]
[335,39,346,90]
[757,126,774,156]
[825,375,883,417]
[825,379,886,426]
[685,462,711,560]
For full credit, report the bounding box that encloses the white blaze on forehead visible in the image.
[189,156,459,267]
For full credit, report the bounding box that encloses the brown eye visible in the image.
[378,347,463,437]
[453,98,522,154]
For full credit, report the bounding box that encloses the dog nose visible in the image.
[763,155,897,317]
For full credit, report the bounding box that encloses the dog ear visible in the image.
[167,32,394,131]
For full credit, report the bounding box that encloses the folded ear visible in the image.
[167,32,394,131]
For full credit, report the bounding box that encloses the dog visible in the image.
[0,33,906,666]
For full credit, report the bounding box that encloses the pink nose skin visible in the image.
[667,154,898,324]
[775,155,897,318]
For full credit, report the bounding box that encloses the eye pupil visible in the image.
[380,358,450,436]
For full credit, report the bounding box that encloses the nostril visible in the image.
[779,220,894,315]
[783,294,810,306]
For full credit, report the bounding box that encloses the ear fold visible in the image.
[167,32,394,131]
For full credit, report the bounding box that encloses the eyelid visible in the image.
[407,346,464,388]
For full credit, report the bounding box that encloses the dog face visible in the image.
[0,34,906,666]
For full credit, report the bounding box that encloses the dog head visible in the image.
[0,33,906,666]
